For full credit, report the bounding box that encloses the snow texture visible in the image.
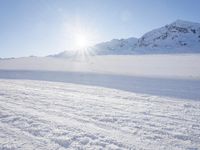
[0,79,200,149]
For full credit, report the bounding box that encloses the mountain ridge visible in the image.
[50,20,200,57]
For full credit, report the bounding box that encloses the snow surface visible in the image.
[0,79,200,149]
[1,54,200,79]
[0,70,200,101]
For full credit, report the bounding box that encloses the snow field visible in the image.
[0,80,200,149]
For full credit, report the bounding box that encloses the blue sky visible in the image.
[0,0,200,57]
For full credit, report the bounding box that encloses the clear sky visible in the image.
[0,0,200,58]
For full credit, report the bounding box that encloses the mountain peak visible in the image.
[170,19,200,28]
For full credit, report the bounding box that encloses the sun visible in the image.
[64,21,99,52]
[72,29,93,50]
[75,34,90,49]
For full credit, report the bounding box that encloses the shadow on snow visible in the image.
[0,69,200,101]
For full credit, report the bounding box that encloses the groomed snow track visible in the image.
[0,79,200,149]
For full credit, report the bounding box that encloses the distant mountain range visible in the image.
[51,20,200,57]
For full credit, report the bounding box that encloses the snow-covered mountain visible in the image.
[50,20,200,57]
[135,20,200,54]
[91,37,138,55]
[49,37,138,57]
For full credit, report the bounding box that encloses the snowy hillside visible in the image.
[136,20,200,53]
[50,37,138,57]
[0,79,200,149]
[91,37,138,55]
[52,20,200,57]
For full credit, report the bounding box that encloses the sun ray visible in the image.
[74,33,90,49]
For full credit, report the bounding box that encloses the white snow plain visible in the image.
[0,54,200,149]
[0,79,200,150]
[1,54,200,79]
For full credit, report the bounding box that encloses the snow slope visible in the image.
[50,37,138,57]
[136,20,200,54]
[91,37,138,55]
[0,79,200,149]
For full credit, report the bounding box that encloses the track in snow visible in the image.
[0,79,200,149]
